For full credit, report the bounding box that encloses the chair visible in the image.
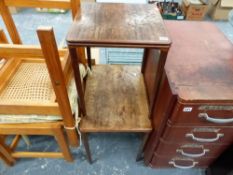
[0,26,87,164]
[0,0,90,148]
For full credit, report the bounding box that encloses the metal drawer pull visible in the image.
[199,113,233,124]
[186,133,224,142]
[169,160,198,169]
[177,148,209,158]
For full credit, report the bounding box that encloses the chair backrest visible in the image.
[0,0,86,64]
[0,26,80,146]
[0,27,75,131]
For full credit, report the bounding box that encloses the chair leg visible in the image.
[136,133,149,162]
[86,46,92,69]
[81,132,92,164]
[0,139,15,165]
[66,129,79,147]
[53,128,73,162]
[0,152,15,166]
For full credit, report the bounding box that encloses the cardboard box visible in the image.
[208,0,233,20]
[182,0,208,20]
[157,2,185,20]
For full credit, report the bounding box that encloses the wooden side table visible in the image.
[66,3,171,163]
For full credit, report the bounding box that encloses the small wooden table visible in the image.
[66,3,171,163]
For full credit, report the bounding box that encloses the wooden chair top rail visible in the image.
[0,44,67,58]
[4,0,79,9]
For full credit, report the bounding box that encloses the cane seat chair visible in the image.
[0,0,90,148]
[0,26,87,164]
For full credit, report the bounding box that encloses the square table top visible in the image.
[66,3,171,48]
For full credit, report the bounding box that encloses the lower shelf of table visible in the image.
[80,64,152,133]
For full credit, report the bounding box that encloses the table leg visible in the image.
[86,47,92,70]
[136,133,150,162]
[141,48,149,74]
[69,47,87,116]
[82,132,92,164]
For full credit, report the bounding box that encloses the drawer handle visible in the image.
[199,113,233,124]
[186,133,224,143]
[169,160,198,169]
[176,148,209,158]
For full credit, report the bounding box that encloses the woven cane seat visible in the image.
[0,62,87,123]
[0,62,55,104]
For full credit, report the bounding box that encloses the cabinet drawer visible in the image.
[162,123,233,145]
[156,138,228,158]
[169,104,233,126]
[150,153,215,168]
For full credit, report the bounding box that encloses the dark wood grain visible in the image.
[66,3,171,48]
[80,65,151,132]
[165,21,233,103]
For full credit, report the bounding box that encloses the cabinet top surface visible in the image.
[66,3,171,47]
[165,21,233,102]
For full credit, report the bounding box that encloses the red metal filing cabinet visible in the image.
[144,21,233,169]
